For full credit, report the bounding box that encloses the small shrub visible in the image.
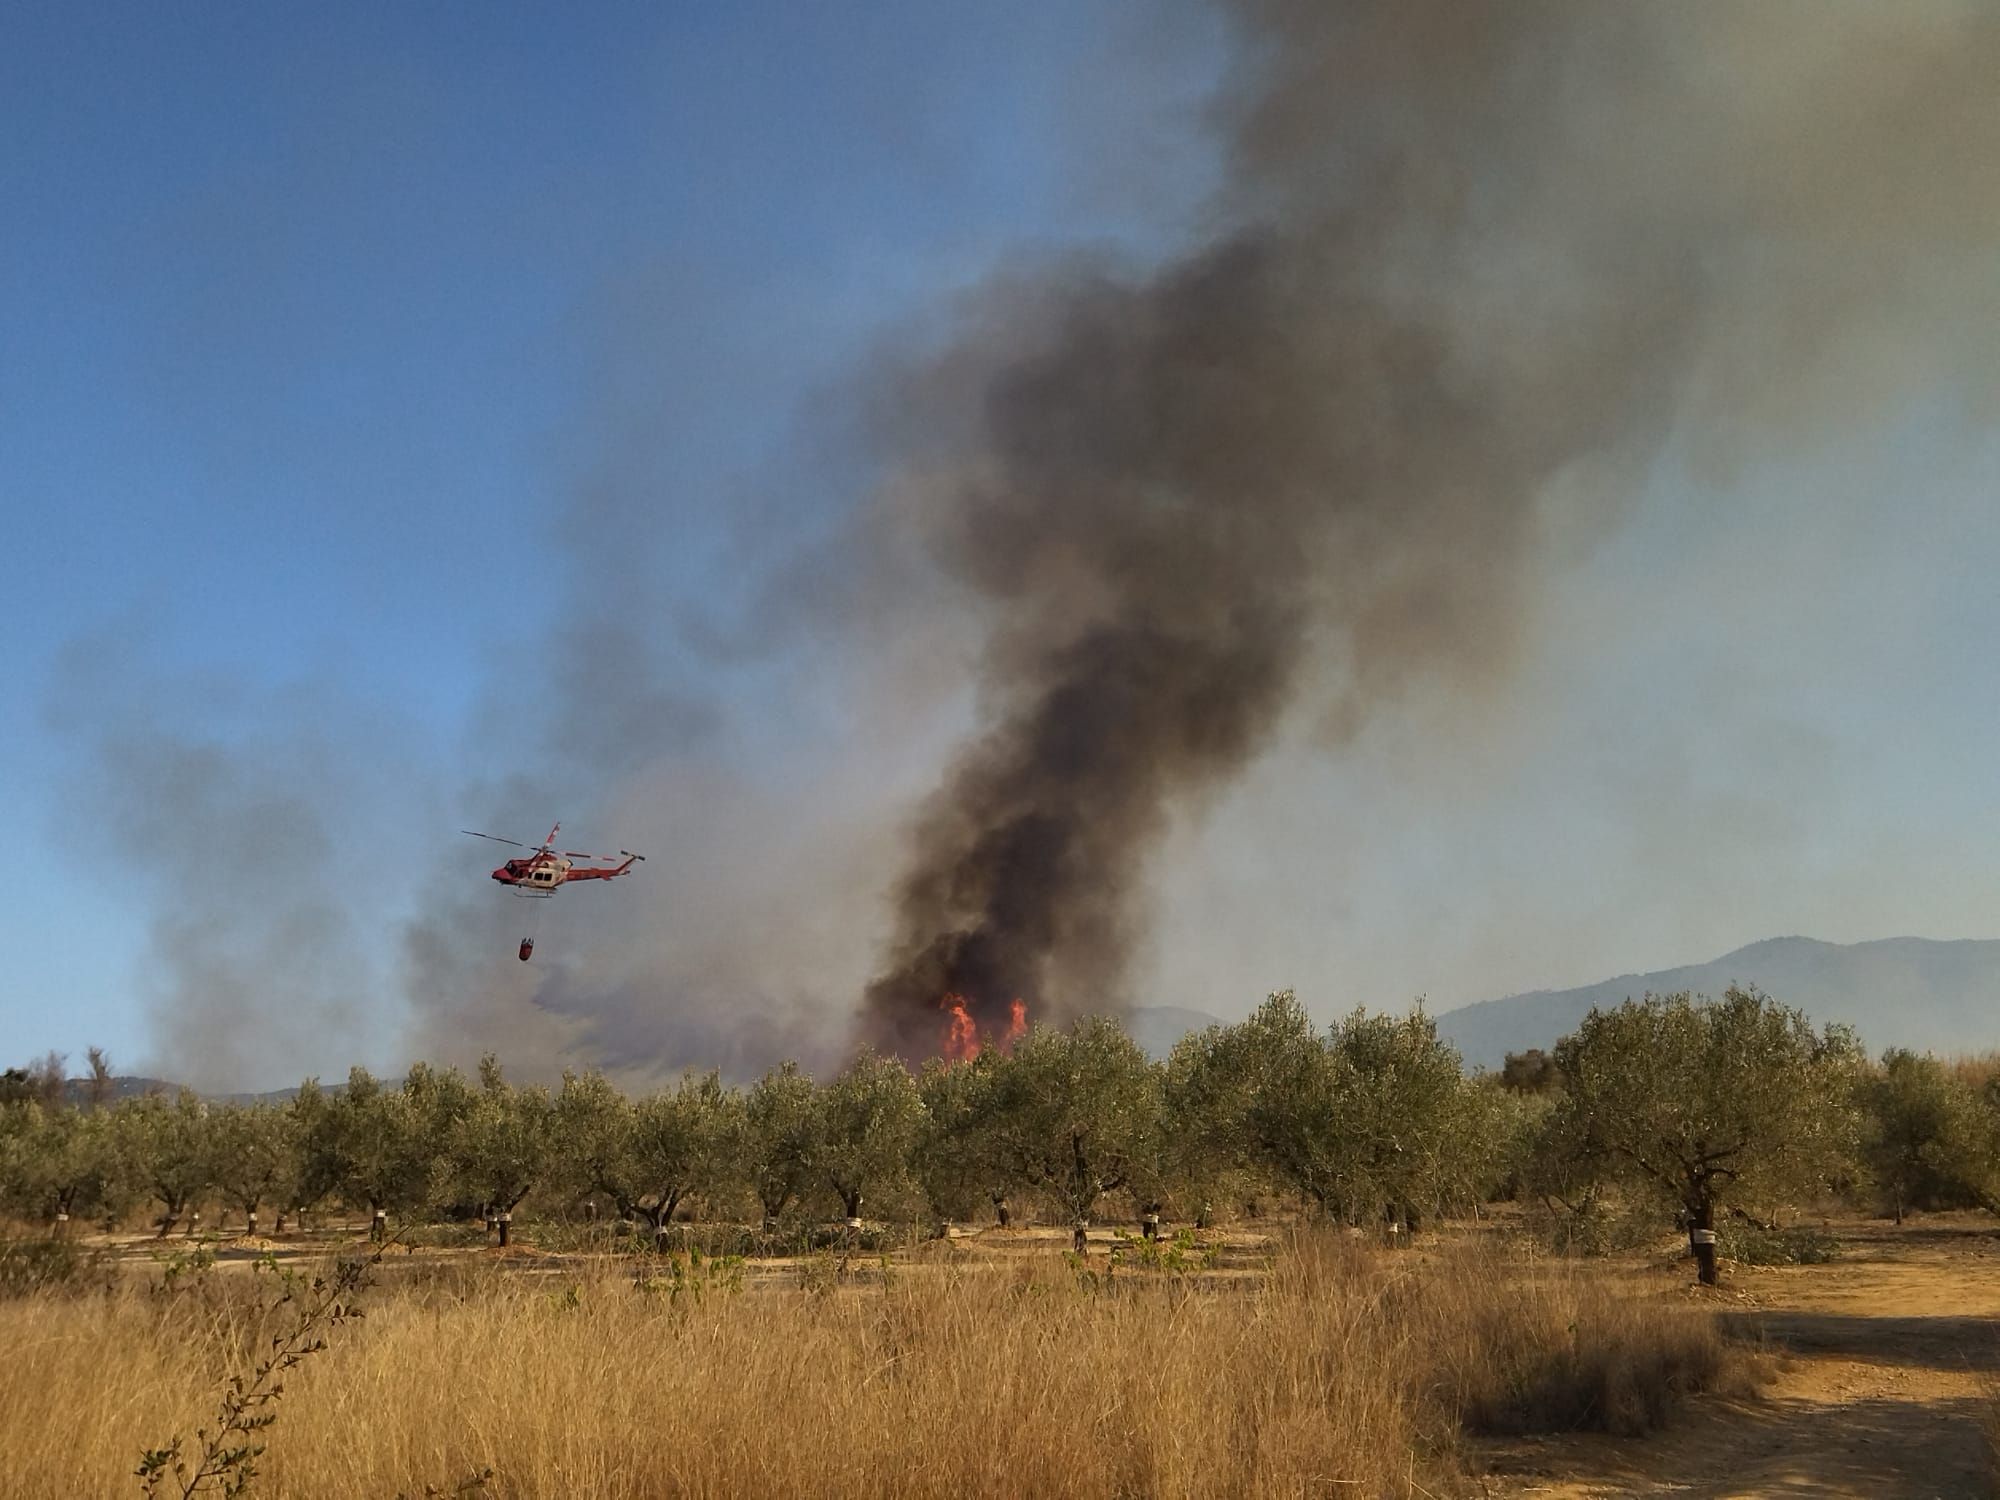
[634,1249,745,1307]
[1529,1197,1665,1257]
[0,1238,104,1298]
[1107,1227,1221,1275]
[1717,1221,1838,1266]
[149,1243,217,1294]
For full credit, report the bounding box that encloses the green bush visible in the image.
[1716,1220,1838,1266]
[1528,1197,1665,1257]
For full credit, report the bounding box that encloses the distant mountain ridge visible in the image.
[36,941,1994,1097]
[1436,936,2000,1068]
[51,1078,308,1108]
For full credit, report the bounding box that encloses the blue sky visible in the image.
[2,0,1225,1076]
[5,3,1998,1086]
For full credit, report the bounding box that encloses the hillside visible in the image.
[1436,935,2000,1068]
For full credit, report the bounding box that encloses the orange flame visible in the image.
[940,994,981,1062]
[937,995,1030,1062]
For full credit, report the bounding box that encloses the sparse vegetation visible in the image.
[0,1233,1742,1499]
[10,993,2000,1269]
[11,990,2000,1494]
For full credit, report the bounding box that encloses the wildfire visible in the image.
[940,994,980,1062]
[937,994,1030,1062]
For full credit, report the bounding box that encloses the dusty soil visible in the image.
[1481,1218,2000,1499]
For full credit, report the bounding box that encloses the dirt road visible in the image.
[1483,1221,2000,1499]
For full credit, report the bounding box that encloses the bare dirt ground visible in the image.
[1480,1217,2000,1499]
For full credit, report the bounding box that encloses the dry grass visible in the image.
[0,1233,1743,1499]
[1985,1381,2000,1492]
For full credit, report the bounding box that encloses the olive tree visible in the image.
[1859,1049,1981,1223]
[285,1078,342,1232]
[1325,1006,1471,1230]
[112,1091,215,1237]
[1161,1023,1268,1228]
[982,1018,1162,1252]
[1920,1069,2000,1219]
[555,1069,736,1237]
[914,1052,1013,1229]
[1195,992,1463,1229]
[325,1067,448,1238]
[1456,1076,1552,1209]
[2,1102,122,1234]
[450,1057,557,1245]
[816,1050,924,1224]
[1547,987,1863,1283]
[1173,994,1342,1218]
[209,1103,296,1236]
[742,1062,821,1230]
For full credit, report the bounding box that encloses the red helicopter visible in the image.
[461,823,646,960]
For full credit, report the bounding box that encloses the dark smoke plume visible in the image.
[39,2,2000,1088]
[858,0,2000,1053]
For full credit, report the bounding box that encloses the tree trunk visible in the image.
[497,1211,512,1248]
[1689,1198,1718,1286]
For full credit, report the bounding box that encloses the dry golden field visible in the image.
[0,1225,1739,1500]
[1481,1215,2000,1499]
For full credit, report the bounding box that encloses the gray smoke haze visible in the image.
[856,0,2000,1053]
[44,1,2000,1087]
[43,636,411,1092]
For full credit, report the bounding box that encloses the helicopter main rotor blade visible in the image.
[461,830,528,848]
[560,851,618,861]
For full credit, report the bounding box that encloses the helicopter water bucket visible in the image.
[518,937,534,962]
